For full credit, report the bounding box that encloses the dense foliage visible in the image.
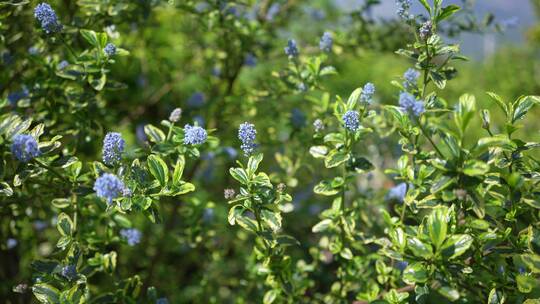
[1,0,540,303]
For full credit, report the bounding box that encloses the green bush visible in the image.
[1,1,540,303]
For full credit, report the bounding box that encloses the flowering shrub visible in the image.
[1,1,539,303]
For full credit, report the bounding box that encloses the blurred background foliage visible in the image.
[1,0,539,303]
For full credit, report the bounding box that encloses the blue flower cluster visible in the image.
[93,173,125,204]
[156,298,169,304]
[342,110,360,132]
[238,122,257,155]
[291,108,306,128]
[11,134,40,162]
[61,265,77,280]
[102,132,125,166]
[284,39,299,57]
[419,21,433,40]
[244,53,257,67]
[184,124,207,145]
[187,92,206,108]
[104,43,117,56]
[8,88,29,106]
[58,60,69,70]
[360,82,375,104]
[399,92,425,116]
[120,228,142,246]
[169,108,182,123]
[319,32,333,52]
[34,3,62,33]
[313,119,324,133]
[395,0,412,20]
[387,182,407,202]
[7,238,17,249]
[403,68,420,89]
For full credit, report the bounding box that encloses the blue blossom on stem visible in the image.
[120,228,142,246]
[403,68,420,88]
[291,108,306,128]
[238,122,257,155]
[360,82,375,104]
[419,21,433,40]
[399,92,425,116]
[187,92,206,108]
[319,32,333,52]
[34,3,62,33]
[387,182,407,202]
[61,265,77,280]
[156,298,169,304]
[395,0,412,20]
[11,134,40,162]
[7,238,17,249]
[284,39,299,57]
[169,108,182,123]
[104,43,117,56]
[8,88,29,106]
[342,110,360,132]
[58,60,69,70]
[184,124,207,145]
[102,132,125,166]
[313,119,324,133]
[244,53,257,67]
[93,173,125,204]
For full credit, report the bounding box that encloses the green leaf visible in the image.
[275,235,300,247]
[522,254,540,273]
[402,263,428,284]
[441,234,473,259]
[236,215,258,233]
[147,155,168,187]
[32,283,60,304]
[88,73,107,91]
[430,176,454,193]
[418,0,431,14]
[169,182,195,196]
[51,198,70,209]
[407,237,433,259]
[172,155,185,185]
[427,206,449,250]
[340,248,353,260]
[430,71,446,89]
[486,92,508,118]
[346,87,362,108]
[263,290,278,304]
[462,160,489,176]
[516,275,536,293]
[312,219,333,233]
[229,167,249,185]
[313,180,339,196]
[80,29,98,47]
[324,150,350,168]
[309,146,328,159]
[437,286,460,301]
[247,153,263,176]
[348,156,374,173]
[437,5,460,22]
[261,209,282,232]
[528,227,540,255]
[228,205,244,225]
[144,124,166,143]
[512,96,539,123]
[0,182,13,196]
[56,213,73,236]
[488,289,505,304]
